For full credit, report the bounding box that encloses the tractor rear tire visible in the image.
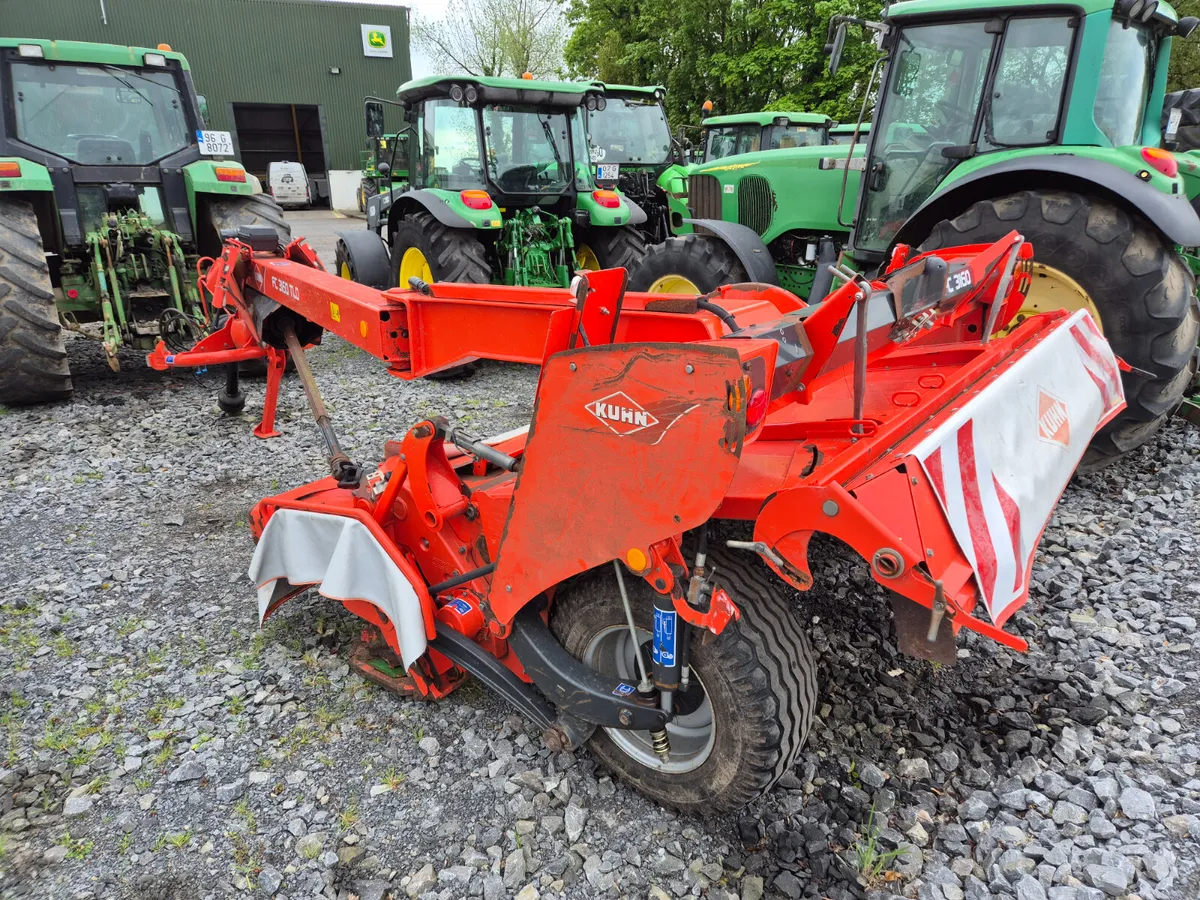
[390,210,492,379]
[577,225,648,273]
[358,179,379,214]
[335,230,391,289]
[549,548,817,816]
[0,198,72,405]
[627,234,748,294]
[204,194,291,256]
[921,190,1199,470]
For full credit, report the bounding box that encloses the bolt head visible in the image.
[822,499,839,516]
[569,362,577,371]
[685,364,694,374]
[618,709,633,725]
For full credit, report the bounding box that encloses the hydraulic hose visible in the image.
[696,299,740,333]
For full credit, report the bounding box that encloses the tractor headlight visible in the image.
[585,95,597,111]
[17,44,44,58]
[450,84,464,103]
[143,52,167,66]
[597,96,606,111]
[465,85,479,104]
[1141,0,1158,20]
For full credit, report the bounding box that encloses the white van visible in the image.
[266,161,310,208]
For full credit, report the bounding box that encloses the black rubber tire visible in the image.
[335,230,391,289]
[0,198,72,405]
[203,195,291,256]
[217,386,246,415]
[577,225,648,272]
[921,190,1200,470]
[390,210,492,379]
[626,234,749,293]
[549,548,817,816]
[359,179,379,215]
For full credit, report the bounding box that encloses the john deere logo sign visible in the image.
[361,24,393,58]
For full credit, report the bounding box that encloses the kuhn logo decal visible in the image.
[586,392,659,436]
[1037,388,1070,448]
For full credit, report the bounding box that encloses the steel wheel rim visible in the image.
[399,247,433,285]
[576,244,601,271]
[583,625,715,773]
[647,274,700,294]
[999,262,1102,337]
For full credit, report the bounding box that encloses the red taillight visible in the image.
[1141,146,1179,178]
[66,288,79,299]
[0,161,21,178]
[746,388,769,429]
[592,189,621,209]
[215,166,247,183]
[460,189,493,210]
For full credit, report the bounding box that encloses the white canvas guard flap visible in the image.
[911,310,1124,627]
[248,509,429,668]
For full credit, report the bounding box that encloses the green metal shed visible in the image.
[2,0,412,208]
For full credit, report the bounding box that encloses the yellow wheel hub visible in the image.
[339,261,352,281]
[999,262,1103,336]
[399,247,434,285]
[647,274,700,294]
[576,244,601,271]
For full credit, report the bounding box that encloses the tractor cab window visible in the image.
[586,98,671,165]
[1094,20,1155,146]
[418,99,484,191]
[980,17,1071,149]
[8,61,191,165]
[703,125,760,161]
[766,124,825,149]
[482,105,573,194]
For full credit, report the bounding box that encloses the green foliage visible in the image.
[564,0,885,127]
[1169,1,1200,93]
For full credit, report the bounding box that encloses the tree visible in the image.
[562,0,885,128]
[1169,0,1200,93]
[415,0,566,79]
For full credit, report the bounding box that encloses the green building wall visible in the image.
[2,0,412,181]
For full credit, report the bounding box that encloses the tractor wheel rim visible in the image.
[647,274,700,294]
[576,244,601,271]
[998,262,1102,337]
[339,262,352,281]
[583,625,715,773]
[399,247,433,285]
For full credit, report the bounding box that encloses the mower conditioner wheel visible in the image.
[550,548,816,815]
[335,230,391,289]
[0,198,72,405]
[390,210,492,379]
[921,190,1199,470]
[626,233,749,295]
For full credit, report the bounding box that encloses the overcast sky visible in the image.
[322,0,441,78]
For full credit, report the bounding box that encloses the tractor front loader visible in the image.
[154,221,1125,813]
[632,0,1200,468]
[0,38,289,404]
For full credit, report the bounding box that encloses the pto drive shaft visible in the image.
[279,319,362,488]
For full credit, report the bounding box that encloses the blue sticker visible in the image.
[612,682,635,696]
[447,598,472,615]
[653,607,677,667]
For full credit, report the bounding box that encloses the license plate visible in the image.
[595,163,619,181]
[197,129,234,156]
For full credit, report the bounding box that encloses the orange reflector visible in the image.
[215,167,246,183]
[0,161,20,178]
[522,71,533,80]
[626,548,648,571]
[592,189,621,209]
[1141,146,1178,178]
[157,43,172,51]
[459,189,493,210]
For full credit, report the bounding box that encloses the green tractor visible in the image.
[0,38,289,404]
[356,131,409,214]
[582,83,689,244]
[828,121,872,144]
[698,110,837,161]
[336,75,647,292]
[631,0,1200,467]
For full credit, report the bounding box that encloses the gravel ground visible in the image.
[2,221,1198,900]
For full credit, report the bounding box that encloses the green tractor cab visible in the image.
[699,111,835,162]
[828,121,872,145]
[340,75,647,294]
[583,83,687,244]
[357,131,409,213]
[0,38,290,403]
[631,0,1200,467]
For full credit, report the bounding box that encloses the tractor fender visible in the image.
[681,218,778,285]
[386,189,474,234]
[896,155,1200,249]
[625,198,648,226]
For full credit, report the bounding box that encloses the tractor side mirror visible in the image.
[828,23,848,76]
[197,94,209,127]
[1179,15,1200,36]
[365,100,386,139]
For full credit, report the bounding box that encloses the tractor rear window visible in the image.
[587,98,671,165]
[767,125,824,149]
[482,105,573,194]
[1094,20,1155,146]
[8,61,191,165]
